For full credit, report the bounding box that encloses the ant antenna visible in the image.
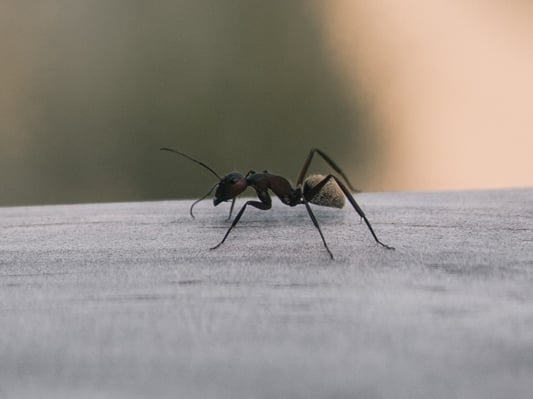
[160,147,222,180]
[189,182,218,219]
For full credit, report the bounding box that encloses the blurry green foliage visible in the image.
[1,1,371,206]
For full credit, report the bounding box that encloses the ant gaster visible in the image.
[161,147,394,259]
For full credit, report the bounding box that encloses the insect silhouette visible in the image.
[161,147,394,259]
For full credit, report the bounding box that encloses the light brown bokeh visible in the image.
[2,2,532,206]
[316,1,533,191]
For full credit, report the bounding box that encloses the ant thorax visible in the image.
[303,174,345,208]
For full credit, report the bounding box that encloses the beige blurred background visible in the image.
[317,1,533,191]
[2,1,532,206]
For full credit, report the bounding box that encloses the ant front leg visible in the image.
[305,174,394,250]
[226,197,236,221]
[211,200,271,250]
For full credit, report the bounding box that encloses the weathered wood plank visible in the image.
[1,189,532,398]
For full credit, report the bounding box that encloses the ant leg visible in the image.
[305,174,394,250]
[302,198,335,260]
[296,148,358,192]
[211,200,271,250]
[226,197,236,221]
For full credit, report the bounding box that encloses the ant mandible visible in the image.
[161,147,394,259]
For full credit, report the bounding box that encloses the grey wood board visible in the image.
[1,188,532,398]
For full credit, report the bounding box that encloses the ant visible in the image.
[161,147,394,259]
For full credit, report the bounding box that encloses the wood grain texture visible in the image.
[1,189,532,398]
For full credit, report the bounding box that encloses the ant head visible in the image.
[214,173,248,206]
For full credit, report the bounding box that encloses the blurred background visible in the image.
[2,1,533,206]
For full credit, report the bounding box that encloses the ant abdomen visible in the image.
[303,174,345,208]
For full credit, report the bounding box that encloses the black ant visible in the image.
[161,147,394,259]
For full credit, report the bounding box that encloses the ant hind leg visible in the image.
[305,174,394,250]
[296,148,358,192]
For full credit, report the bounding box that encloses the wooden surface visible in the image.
[1,189,533,398]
